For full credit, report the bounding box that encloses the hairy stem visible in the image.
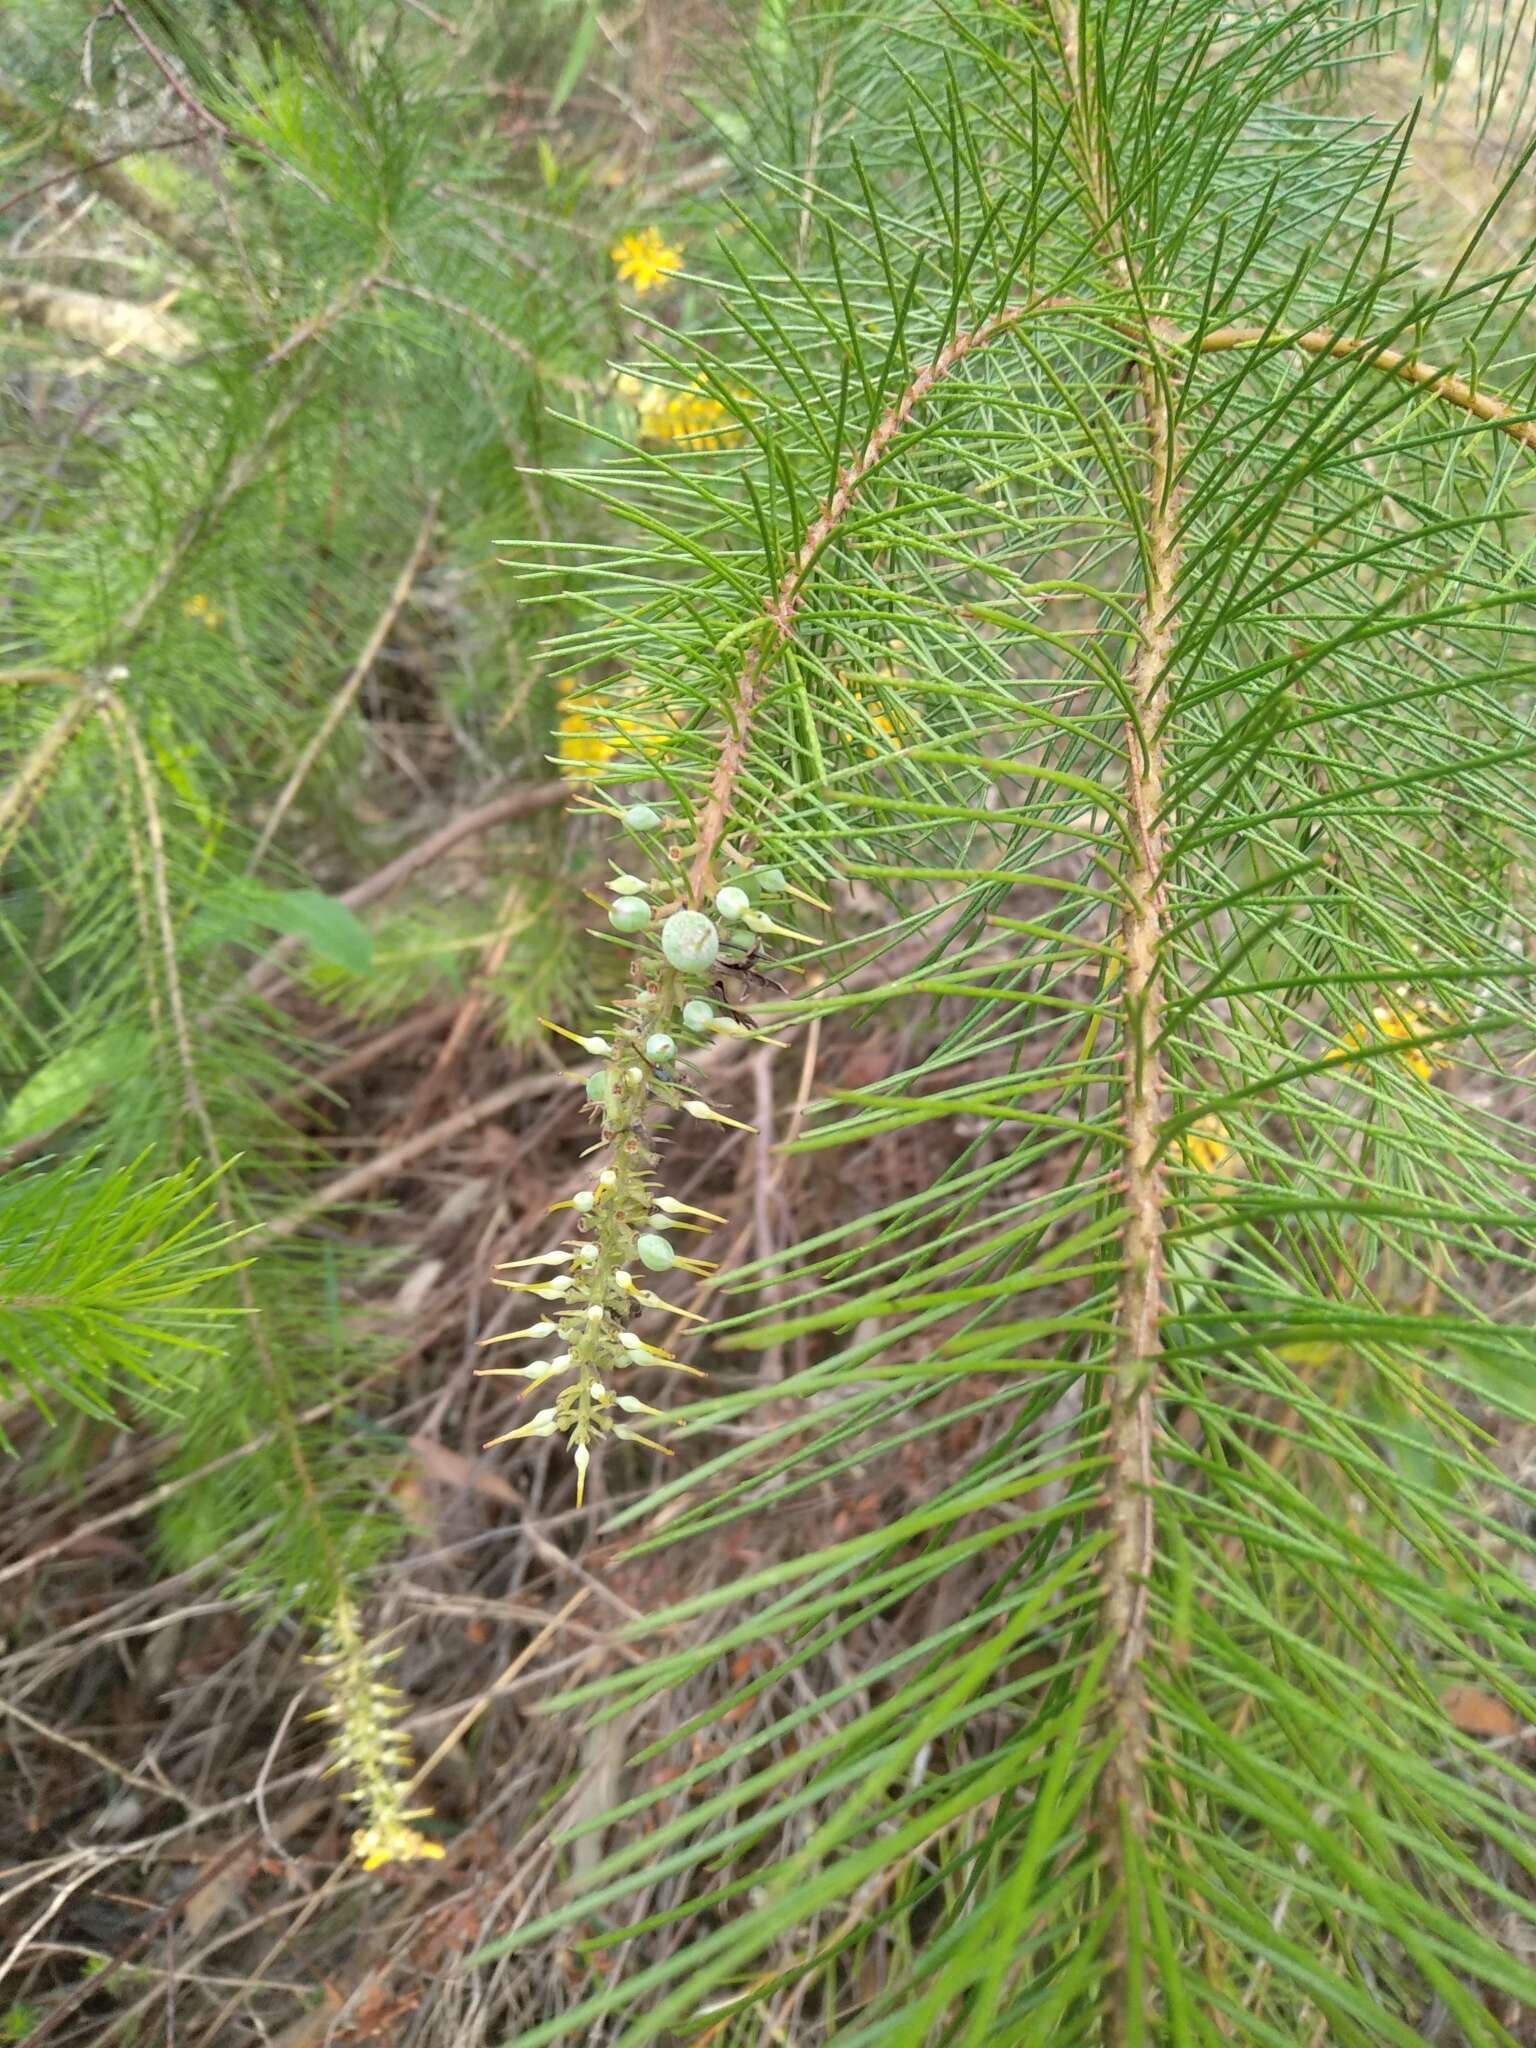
[1102,352,1180,1892]
[1193,323,1536,452]
[1048,2,1180,2029]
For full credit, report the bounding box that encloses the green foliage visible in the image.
[0,1152,234,1437]
[5,0,1536,2038]
[468,0,1536,2038]
[0,1,624,1648]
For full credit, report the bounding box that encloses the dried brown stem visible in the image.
[243,1068,575,1246]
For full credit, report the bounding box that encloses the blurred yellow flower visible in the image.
[556,677,618,777]
[1175,1112,1234,1176]
[182,591,224,630]
[611,227,682,294]
[554,675,675,781]
[1332,1000,1447,1083]
[616,373,745,450]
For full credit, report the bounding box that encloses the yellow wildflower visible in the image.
[182,591,224,630]
[611,226,682,295]
[1331,998,1447,1083]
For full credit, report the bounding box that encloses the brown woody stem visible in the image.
[1048,4,1177,2033]
[1100,354,1180,2020]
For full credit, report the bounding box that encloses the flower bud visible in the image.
[715,883,750,921]
[609,897,652,935]
[682,998,714,1030]
[660,909,719,973]
[623,803,660,831]
[609,873,649,895]
[571,1190,595,1213]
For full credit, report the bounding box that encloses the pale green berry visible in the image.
[609,872,648,895]
[644,1031,676,1062]
[660,909,719,973]
[571,1190,595,1213]
[623,803,660,831]
[715,883,750,922]
[585,1072,608,1103]
[636,1232,677,1272]
[682,998,714,1030]
[609,896,652,934]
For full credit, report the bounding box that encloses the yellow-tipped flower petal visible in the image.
[478,1320,555,1346]
[681,1100,758,1132]
[636,1288,707,1319]
[655,1196,728,1223]
[613,1426,676,1453]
